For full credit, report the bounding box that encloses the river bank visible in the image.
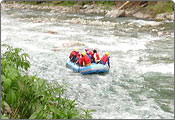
[2,1,174,21]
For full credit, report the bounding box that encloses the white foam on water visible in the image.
[137,63,174,74]
[84,30,163,53]
[86,40,147,53]
[1,32,8,41]
[71,14,104,20]
[15,42,53,53]
[128,19,162,27]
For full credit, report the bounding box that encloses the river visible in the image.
[1,6,174,119]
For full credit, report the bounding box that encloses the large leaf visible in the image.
[21,53,29,59]
[1,97,4,109]
[6,89,17,105]
[3,78,12,90]
[23,61,30,70]
[29,111,39,119]
[29,109,44,119]
[1,75,6,82]
[8,68,18,80]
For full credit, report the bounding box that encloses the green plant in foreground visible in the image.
[1,44,93,119]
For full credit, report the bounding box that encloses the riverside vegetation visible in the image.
[2,1,174,21]
[1,44,93,119]
[16,1,175,16]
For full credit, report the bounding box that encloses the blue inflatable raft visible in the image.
[66,61,109,75]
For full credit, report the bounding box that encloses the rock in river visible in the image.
[105,9,126,18]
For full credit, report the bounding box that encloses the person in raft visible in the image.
[92,49,100,64]
[79,52,91,67]
[69,48,78,62]
[99,52,110,68]
[75,51,81,65]
[85,48,93,62]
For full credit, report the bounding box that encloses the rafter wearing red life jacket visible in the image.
[85,48,93,62]
[69,48,78,62]
[75,52,81,64]
[79,52,91,67]
[100,52,110,68]
[69,51,76,59]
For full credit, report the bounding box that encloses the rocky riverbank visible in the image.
[2,2,174,21]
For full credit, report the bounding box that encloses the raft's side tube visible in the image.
[66,61,109,75]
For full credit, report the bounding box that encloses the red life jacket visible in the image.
[76,54,80,59]
[94,53,100,60]
[86,50,93,61]
[79,55,91,66]
[100,55,108,63]
[89,50,94,59]
[86,50,92,56]
[69,51,76,59]
[93,53,100,63]
[89,50,93,56]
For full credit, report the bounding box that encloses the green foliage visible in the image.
[96,1,115,7]
[82,1,90,6]
[19,1,39,5]
[2,44,30,71]
[146,1,174,16]
[1,114,9,119]
[44,1,61,6]
[18,1,116,7]
[1,44,93,119]
[58,1,75,6]
[18,1,75,6]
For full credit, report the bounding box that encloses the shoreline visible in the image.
[2,2,174,21]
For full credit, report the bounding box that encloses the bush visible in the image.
[1,44,93,119]
[58,1,75,6]
[96,1,115,6]
[146,1,174,16]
